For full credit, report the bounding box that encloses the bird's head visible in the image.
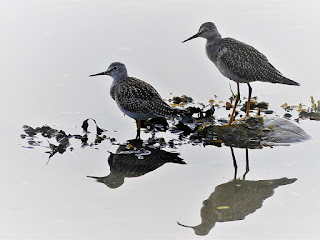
[182,22,220,42]
[90,62,128,81]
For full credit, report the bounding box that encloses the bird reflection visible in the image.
[88,139,185,188]
[178,177,296,236]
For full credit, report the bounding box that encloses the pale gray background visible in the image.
[0,1,319,239]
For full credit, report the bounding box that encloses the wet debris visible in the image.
[240,100,269,113]
[301,96,320,120]
[284,113,292,119]
[173,122,192,136]
[21,125,72,159]
[82,118,105,135]
[22,94,312,158]
[181,115,309,149]
[282,96,320,121]
[190,117,264,149]
[169,95,193,105]
[225,102,232,110]
[21,119,110,159]
[263,110,274,114]
[47,138,69,159]
[141,117,169,132]
[310,96,320,112]
[299,111,320,121]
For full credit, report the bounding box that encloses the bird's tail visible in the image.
[280,76,300,86]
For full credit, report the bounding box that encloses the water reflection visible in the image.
[178,176,297,236]
[87,139,185,188]
[230,147,250,179]
[21,116,303,235]
[177,143,297,236]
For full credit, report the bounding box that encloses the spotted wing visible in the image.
[114,77,173,117]
[217,38,291,84]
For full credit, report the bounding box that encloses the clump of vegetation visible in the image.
[169,95,193,105]
[21,119,110,159]
[21,95,312,160]
[299,96,320,121]
[310,96,320,112]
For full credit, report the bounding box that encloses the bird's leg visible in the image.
[228,82,240,124]
[228,83,253,124]
[246,83,252,117]
[135,120,141,139]
[230,147,238,180]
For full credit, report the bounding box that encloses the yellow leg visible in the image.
[228,82,240,124]
[246,83,252,117]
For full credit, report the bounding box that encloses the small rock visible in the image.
[256,101,269,109]
[225,102,232,110]
[284,113,292,119]
[264,110,274,114]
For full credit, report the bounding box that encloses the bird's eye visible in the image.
[114,67,118,70]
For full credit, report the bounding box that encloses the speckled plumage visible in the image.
[183,22,299,123]
[206,37,298,85]
[184,22,299,86]
[90,62,174,138]
[110,76,174,120]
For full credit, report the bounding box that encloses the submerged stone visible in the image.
[191,116,310,148]
[262,117,310,143]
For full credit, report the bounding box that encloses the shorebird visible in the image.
[90,62,174,139]
[183,22,300,124]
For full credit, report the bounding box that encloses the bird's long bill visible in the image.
[182,32,201,43]
[87,176,99,179]
[177,222,194,228]
[89,71,108,77]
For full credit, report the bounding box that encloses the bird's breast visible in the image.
[110,83,117,100]
[216,59,252,83]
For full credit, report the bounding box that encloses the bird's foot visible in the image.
[234,115,251,123]
[222,115,251,126]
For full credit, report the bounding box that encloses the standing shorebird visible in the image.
[183,22,300,124]
[90,62,174,139]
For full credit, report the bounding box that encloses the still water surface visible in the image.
[1,0,320,239]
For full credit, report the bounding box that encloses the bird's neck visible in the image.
[109,74,129,99]
[111,72,129,83]
[206,32,222,43]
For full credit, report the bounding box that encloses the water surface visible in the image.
[1,1,320,239]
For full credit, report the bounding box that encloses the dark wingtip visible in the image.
[291,80,301,86]
[282,77,300,86]
[292,81,301,86]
